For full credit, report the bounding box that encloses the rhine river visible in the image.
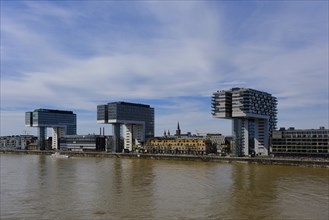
[1,154,328,220]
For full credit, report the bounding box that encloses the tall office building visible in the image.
[25,109,77,150]
[212,88,277,156]
[97,102,154,152]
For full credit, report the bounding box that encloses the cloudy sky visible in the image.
[1,1,328,136]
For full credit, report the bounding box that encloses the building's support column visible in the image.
[242,119,249,156]
[254,119,269,156]
[124,124,133,151]
[133,124,144,146]
[254,119,259,154]
[52,127,65,149]
[38,127,46,150]
[123,124,145,152]
[232,118,250,156]
[264,119,270,155]
[113,124,122,152]
[262,119,269,155]
[232,119,241,156]
[52,128,58,150]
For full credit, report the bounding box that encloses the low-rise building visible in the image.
[154,123,223,155]
[0,135,37,150]
[271,127,328,157]
[59,135,111,152]
[205,133,225,154]
[145,138,215,155]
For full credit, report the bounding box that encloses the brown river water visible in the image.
[1,154,328,219]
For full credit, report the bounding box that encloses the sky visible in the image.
[1,0,328,137]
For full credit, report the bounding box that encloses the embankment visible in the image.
[1,150,328,168]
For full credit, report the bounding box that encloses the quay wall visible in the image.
[1,150,328,168]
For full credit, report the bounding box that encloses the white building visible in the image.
[0,135,37,150]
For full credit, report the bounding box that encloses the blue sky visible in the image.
[1,1,328,136]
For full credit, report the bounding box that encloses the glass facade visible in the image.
[38,127,46,150]
[59,135,106,151]
[97,102,155,138]
[97,105,108,123]
[25,109,77,149]
[248,120,256,153]
[25,112,33,126]
[232,119,243,156]
[97,102,154,152]
[25,109,77,135]
[108,102,154,137]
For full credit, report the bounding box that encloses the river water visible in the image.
[1,154,328,219]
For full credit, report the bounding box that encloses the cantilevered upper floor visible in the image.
[25,108,77,135]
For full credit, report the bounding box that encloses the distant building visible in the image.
[205,133,226,154]
[205,133,225,147]
[146,138,215,155]
[212,88,277,156]
[0,135,37,150]
[224,136,233,153]
[59,135,110,152]
[271,127,329,157]
[25,109,77,150]
[97,102,154,152]
[147,123,223,155]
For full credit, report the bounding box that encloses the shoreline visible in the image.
[1,150,328,168]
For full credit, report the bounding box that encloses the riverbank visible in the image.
[1,150,328,168]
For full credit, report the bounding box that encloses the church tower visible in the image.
[176,122,181,137]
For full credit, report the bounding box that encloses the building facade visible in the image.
[212,88,277,156]
[146,123,221,155]
[146,138,215,155]
[59,135,108,152]
[272,127,328,157]
[97,102,154,152]
[25,109,77,150]
[0,135,37,150]
[205,133,226,154]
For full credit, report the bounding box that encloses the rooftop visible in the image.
[33,109,74,115]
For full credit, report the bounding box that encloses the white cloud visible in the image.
[1,1,328,136]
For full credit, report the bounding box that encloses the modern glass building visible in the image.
[212,88,277,156]
[97,102,154,152]
[59,135,107,152]
[25,109,77,150]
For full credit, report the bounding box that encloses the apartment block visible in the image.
[212,88,277,156]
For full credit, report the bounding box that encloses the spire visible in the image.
[176,122,181,136]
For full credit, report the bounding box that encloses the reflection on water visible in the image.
[1,155,328,219]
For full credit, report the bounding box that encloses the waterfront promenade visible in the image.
[1,150,328,168]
